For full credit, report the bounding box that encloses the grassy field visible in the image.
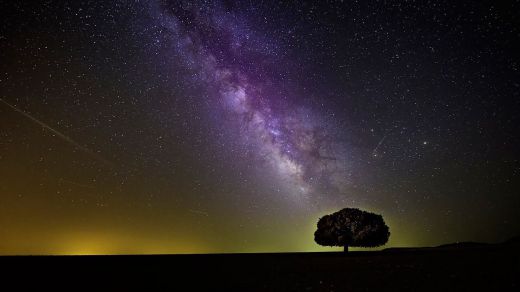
[1,242,518,291]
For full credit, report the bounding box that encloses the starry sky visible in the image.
[0,0,519,255]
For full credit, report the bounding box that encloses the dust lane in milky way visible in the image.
[148,1,351,201]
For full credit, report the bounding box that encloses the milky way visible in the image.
[148,1,350,200]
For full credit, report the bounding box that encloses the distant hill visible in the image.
[438,235,520,248]
[436,242,491,248]
[503,235,520,245]
[383,235,520,252]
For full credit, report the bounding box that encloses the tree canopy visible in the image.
[314,208,390,250]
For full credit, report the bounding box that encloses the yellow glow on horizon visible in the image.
[22,230,212,255]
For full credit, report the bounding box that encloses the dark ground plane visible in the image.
[2,241,519,291]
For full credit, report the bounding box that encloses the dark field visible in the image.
[2,243,518,291]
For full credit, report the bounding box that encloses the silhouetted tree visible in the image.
[314,208,390,252]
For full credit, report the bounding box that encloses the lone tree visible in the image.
[314,208,390,252]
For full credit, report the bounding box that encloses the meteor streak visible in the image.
[372,134,388,157]
[0,98,114,167]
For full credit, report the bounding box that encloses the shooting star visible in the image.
[58,178,96,189]
[188,209,209,217]
[372,134,388,158]
[0,98,114,167]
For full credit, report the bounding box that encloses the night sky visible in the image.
[1,0,519,255]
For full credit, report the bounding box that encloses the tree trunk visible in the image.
[344,245,348,253]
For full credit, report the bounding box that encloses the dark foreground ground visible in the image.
[2,242,519,291]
